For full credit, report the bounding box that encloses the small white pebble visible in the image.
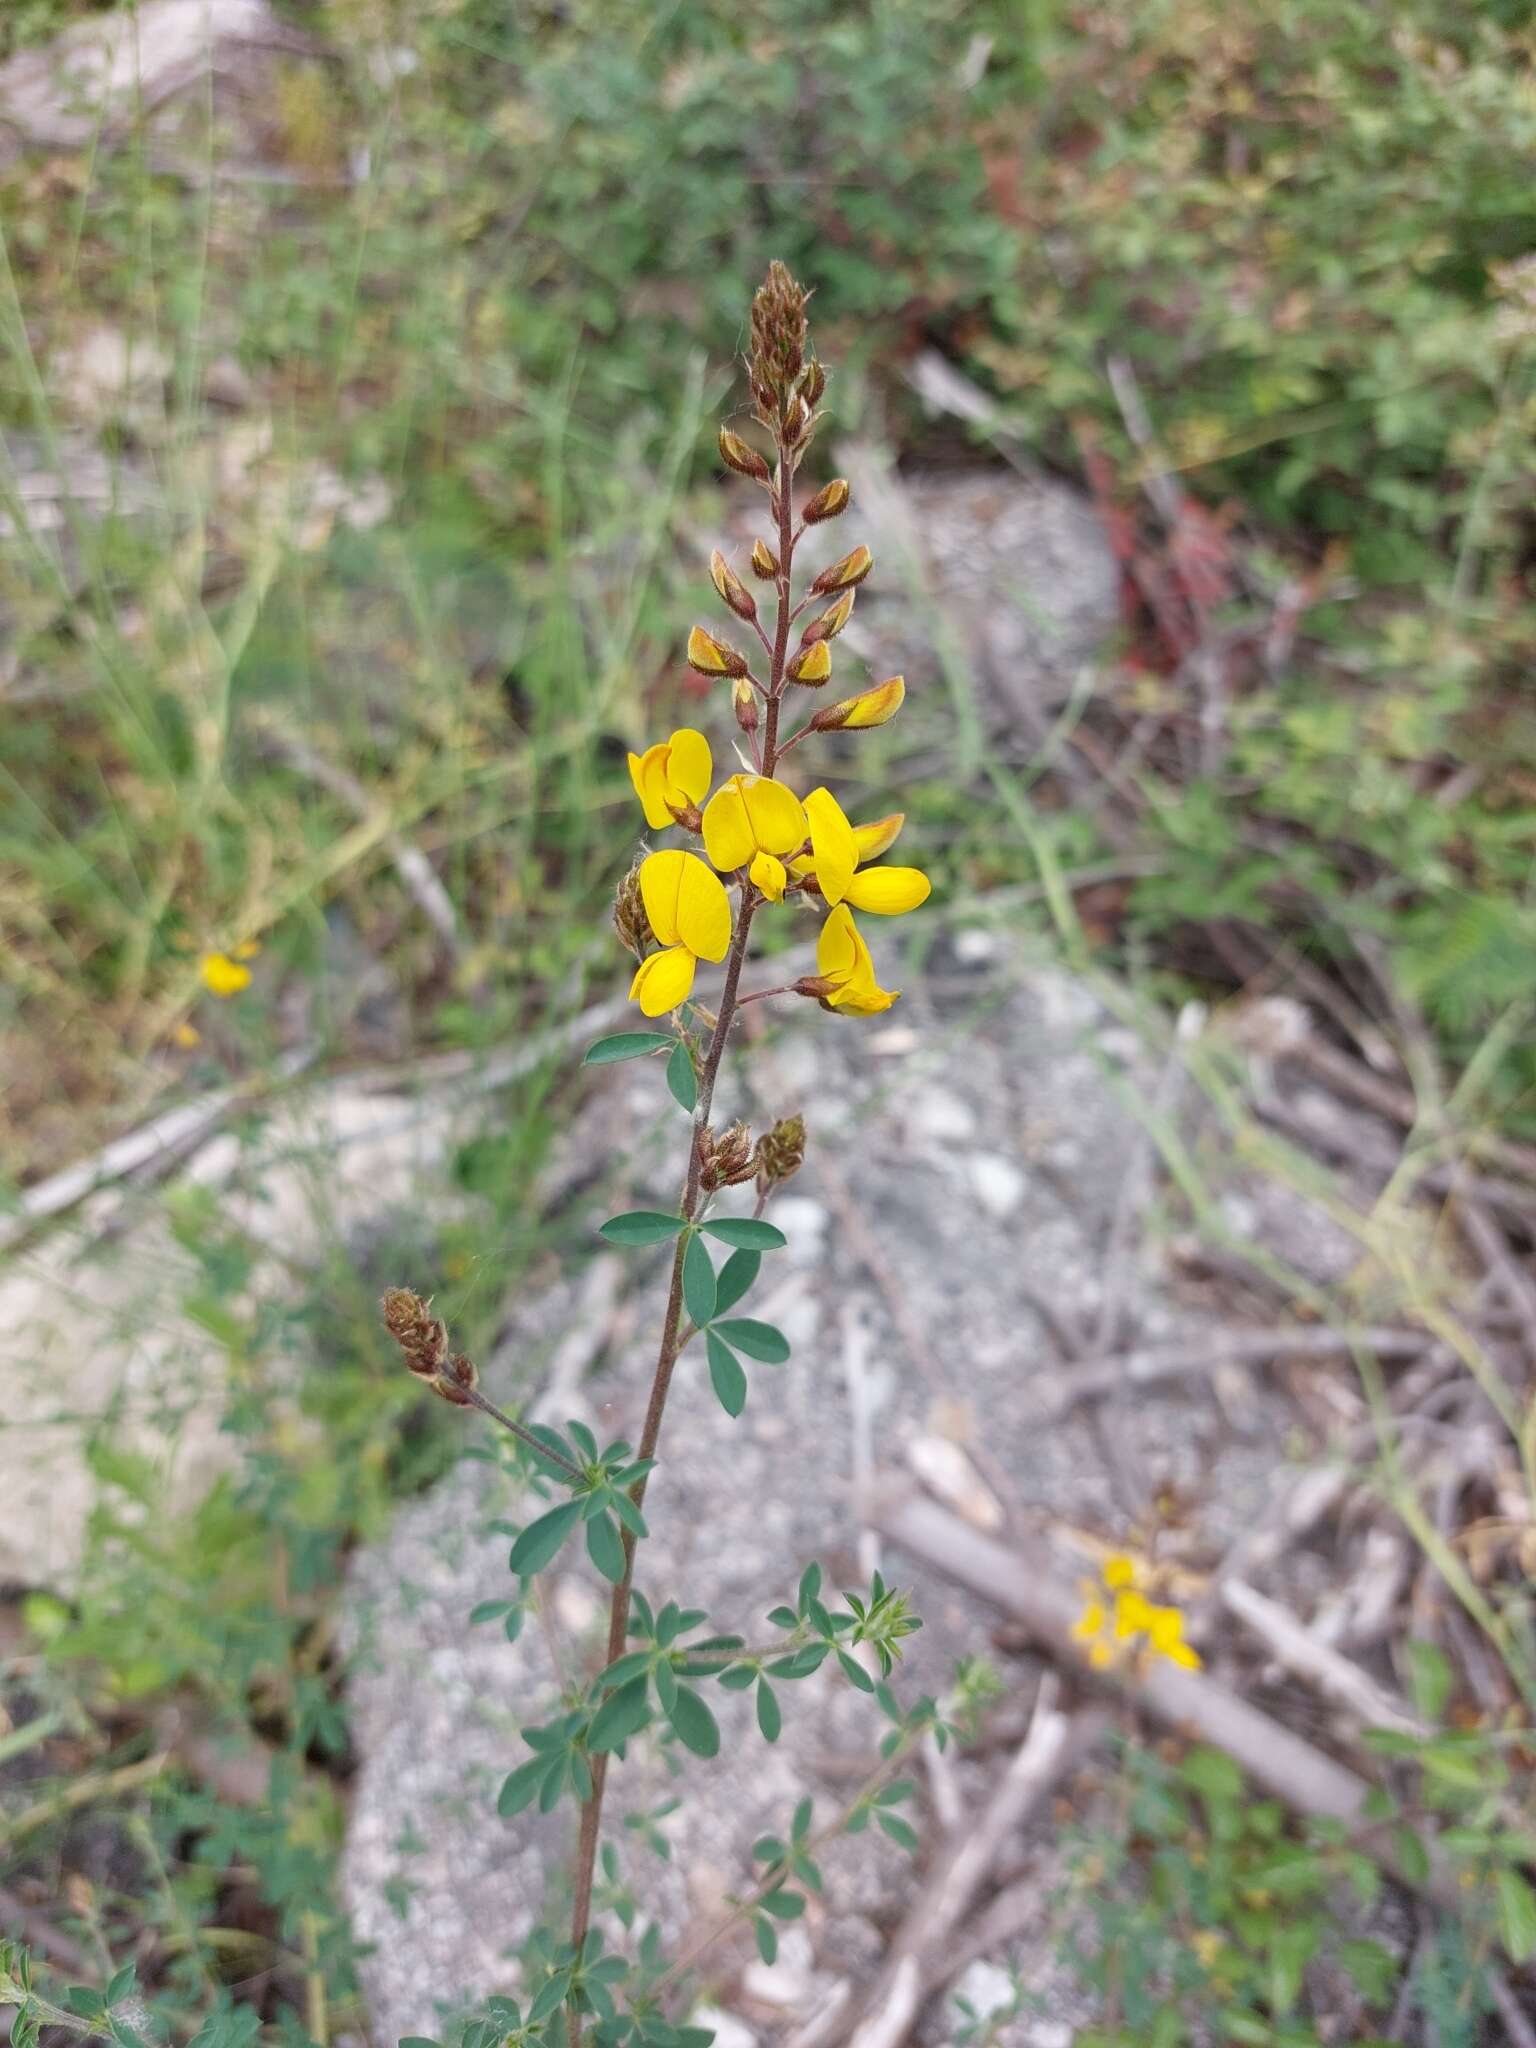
[966,1151,1027,1219]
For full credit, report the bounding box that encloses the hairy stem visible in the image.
[566,420,799,2015]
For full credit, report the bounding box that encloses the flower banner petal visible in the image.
[843,865,931,915]
[674,855,732,962]
[804,787,857,906]
[629,945,696,1016]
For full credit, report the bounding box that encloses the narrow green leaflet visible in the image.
[1498,1867,1536,1964]
[590,1677,652,1755]
[583,1032,673,1065]
[667,1685,720,1758]
[599,1211,687,1246]
[700,1218,787,1250]
[756,1678,782,1743]
[666,1040,698,1111]
[586,1510,625,1585]
[499,1755,556,1817]
[510,1500,584,1577]
[706,1330,747,1417]
[713,1248,760,1315]
[682,1234,717,1327]
[711,1317,789,1363]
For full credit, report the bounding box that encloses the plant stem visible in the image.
[565,419,799,2025]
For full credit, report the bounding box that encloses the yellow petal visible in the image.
[686,625,745,677]
[853,812,904,862]
[805,787,858,906]
[827,977,898,1015]
[630,746,675,831]
[629,945,697,1016]
[1113,1591,1153,1640]
[741,776,808,855]
[673,854,731,962]
[666,728,712,804]
[1103,1554,1137,1590]
[816,903,863,983]
[1071,1600,1107,1643]
[843,865,931,915]
[750,850,787,901]
[701,776,755,871]
[638,848,689,946]
[788,640,832,685]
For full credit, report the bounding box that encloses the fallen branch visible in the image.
[1218,1578,1423,1736]
[1038,1323,1430,1420]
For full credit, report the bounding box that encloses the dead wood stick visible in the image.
[1488,1966,1536,2048]
[1219,1579,1423,1735]
[1289,1034,1536,1188]
[837,1679,1102,2048]
[1039,1323,1430,1420]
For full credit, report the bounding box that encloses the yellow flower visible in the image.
[1147,1604,1201,1670]
[1072,1559,1201,1673]
[200,951,252,998]
[686,625,748,678]
[701,774,808,904]
[811,674,906,733]
[628,850,732,1017]
[815,904,898,1015]
[793,796,930,915]
[628,728,713,831]
[787,641,832,686]
[172,1021,202,1048]
[1071,1598,1107,1643]
[1103,1554,1137,1590]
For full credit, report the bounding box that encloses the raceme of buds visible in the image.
[710,549,757,622]
[750,539,779,580]
[810,544,873,596]
[732,677,760,735]
[686,625,749,679]
[755,1113,806,1191]
[699,1119,756,1192]
[803,477,849,524]
[613,859,651,956]
[718,427,771,484]
[787,641,832,687]
[749,259,808,411]
[799,589,854,646]
[811,674,906,732]
[381,1289,478,1404]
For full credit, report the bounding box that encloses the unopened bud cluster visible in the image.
[699,1119,756,1192]
[381,1287,478,1406]
[613,860,652,956]
[755,1113,805,1191]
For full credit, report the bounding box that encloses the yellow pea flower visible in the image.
[1103,1554,1138,1590]
[200,951,252,997]
[792,799,929,914]
[628,850,732,1016]
[1146,1605,1201,1670]
[701,774,809,903]
[628,728,713,831]
[815,903,898,1015]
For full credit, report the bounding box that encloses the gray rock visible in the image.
[339,941,1294,2043]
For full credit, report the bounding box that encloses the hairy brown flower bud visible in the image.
[786,641,832,687]
[381,1287,448,1378]
[733,677,760,735]
[750,539,779,580]
[613,859,652,956]
[687,625,750,679]
[435,1352,478,1406]
[755,1113,806,1192]
[710,549,758,623]
[700,1119,756,1192]
[798,588,855,646]
[799,360,827,409]
[810,544,872,596]
[718,427,771,484]
[803,477,849,524]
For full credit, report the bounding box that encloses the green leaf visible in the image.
[499,1756,554,1817]
[590,1677,652,1754]
[714,1248,760,1315]
[586,1510,625,1584]
[599,1211,687,1246]
[469,1600,512,1624]
[509,1500,583,1577]
[760,1888,804,1920]
[754,1917,778,1966]
[701,1218,787,1250]
[1405,1639,1455,1723]
[1391,1824,1430,1885]
[876,1811,919,1852]
[706,1332,747,1417]
[837,1649,875,1693]
[1179,1746,1245,1809]
[1497,1868,1536,1964]
[711,1317,789,1363]
[666,1040,698,1111]
[667,1686,720,1758]
[683,1234,717,1327]
[654,1660,679,1713]
[583,1032,674,1065]
[792,1796,813,1842]
[756,1678,782,1743]
[1339,1939,1397,2006]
